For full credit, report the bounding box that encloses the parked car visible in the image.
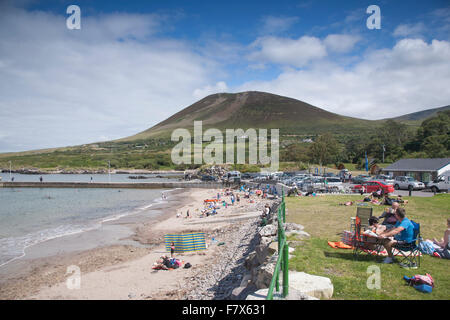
[393,176,425,190]
[201,175,217,182]
[225,171,241,183]
[325,177,343,186]
[324,172,338,178]
[353,180,395,194]
[372,174,394,185]
[427,171,450,193]
[351,174,372,184]
[301,177,325,191]
[325,177,343,191]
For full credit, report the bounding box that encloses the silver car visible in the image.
[373,174,394,185]
[393,176,425,190]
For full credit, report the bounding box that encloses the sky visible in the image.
[0,0,450,152]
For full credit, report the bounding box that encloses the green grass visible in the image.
[285,194,450,300]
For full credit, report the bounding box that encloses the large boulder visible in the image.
[259,224,278,237]
[285,230,310,239]
[260,236,272,247]
[288,271,334,300]
[253,255,277,289]
[246,288,318,300]
[244,252,259,270]
[284,222,304,232]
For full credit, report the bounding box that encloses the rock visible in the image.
[245,288,318,300]
[259,224,277,237]
[239,273,253,288]
[246,288,273,300]
[244,252,258,270]
[253,256,277,289]
[285,230,310,239]
[255,244,270,265]
[260,236,272,247]
[288,271,334,300]
[268,242,278,255]
[284,222,304,232]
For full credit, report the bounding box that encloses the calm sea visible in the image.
[0,174,174,267]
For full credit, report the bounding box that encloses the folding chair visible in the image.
[356,206,373,231]
[393,220,421,269]
[352,216,382,259]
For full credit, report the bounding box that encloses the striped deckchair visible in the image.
[164,232,207,253]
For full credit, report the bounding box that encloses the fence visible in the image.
[266,192,289,300]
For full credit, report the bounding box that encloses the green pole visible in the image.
[283,243,289,297]
[276,207,282,292]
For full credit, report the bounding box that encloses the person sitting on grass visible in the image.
[395,195,408,204]
[431,218,450,259]
[377,208,414,264]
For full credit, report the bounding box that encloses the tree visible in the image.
[307,133,342,167]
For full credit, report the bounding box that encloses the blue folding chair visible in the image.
[393,220,421,269]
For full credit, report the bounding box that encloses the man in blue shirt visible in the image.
[378,208,414,264]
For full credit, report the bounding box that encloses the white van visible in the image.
[427,171,450,193]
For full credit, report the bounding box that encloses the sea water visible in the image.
[0,172,180,183]
[0,182,170,267]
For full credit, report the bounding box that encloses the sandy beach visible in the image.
[0,186,273,300]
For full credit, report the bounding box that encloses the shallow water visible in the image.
[0,183,170,267]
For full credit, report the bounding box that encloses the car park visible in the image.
[393,176,425,190]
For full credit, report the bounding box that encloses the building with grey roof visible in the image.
[382,158,450,182]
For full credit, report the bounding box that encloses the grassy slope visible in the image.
[285,194,450,300]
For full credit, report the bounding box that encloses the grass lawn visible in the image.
[285,193,450,300]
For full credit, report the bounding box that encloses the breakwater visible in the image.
[0,181,225,189]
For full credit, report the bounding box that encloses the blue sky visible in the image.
[0,0,449,152]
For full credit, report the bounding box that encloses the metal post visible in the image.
[9,161,12,181]
[282,244,289,297]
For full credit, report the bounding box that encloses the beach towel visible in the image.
[327,241,353,249]
[418,240,436,255]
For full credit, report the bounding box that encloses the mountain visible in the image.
[1,91,448,169]
[122,91,377,141]
[388,105,450,122]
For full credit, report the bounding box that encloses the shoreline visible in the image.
[0,187,191,298]
[0,187,273,300]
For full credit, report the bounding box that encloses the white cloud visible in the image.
[260,16,299,34]
[393,22,426,38]
[238,38,450,120]
[193,81,229,100]
[324,34,360,53]
[248,36,327,68]
[0,6,217,152]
